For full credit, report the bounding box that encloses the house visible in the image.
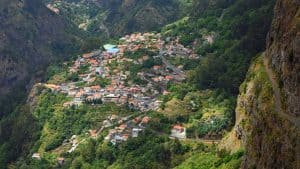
[165,75,174,81]
[89,130,97,138]
[132,128,142,138]
[153,65,161,70]
[171,125,186,139]
[117,124,127,131]
[122,134,130,141]
[141,116,150,124]
[111,135,124,145]
[32,153,41,160]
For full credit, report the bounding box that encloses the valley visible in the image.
[14,31,237,168]
[0,0,299,169]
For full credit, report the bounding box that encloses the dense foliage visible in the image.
[163,0,275,94]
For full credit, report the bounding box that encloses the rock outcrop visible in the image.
[266,0,300,116]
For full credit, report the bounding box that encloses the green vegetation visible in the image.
[161,83,235,138]
[163,0,275,94]
[33,90,132,153]
[89,77,111,88]
[175,149,244,169]
[124,49,158,60]
[168,57,199,70]
[0,0,279,168]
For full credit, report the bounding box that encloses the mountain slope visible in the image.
[162,0,275,94]
[44,0,183,37]
[0,0,78,116]
[0,0,79,166]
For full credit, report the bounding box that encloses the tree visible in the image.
[80,139,96,163]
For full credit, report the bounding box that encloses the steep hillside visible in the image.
[44,0,184,37]
[162,0,275,94]
[220,0,300,168]
[0,0,78,117]
[241,0,300,168]
[266,0,300,117]
[0,0,79,166]
[102,0,181,36]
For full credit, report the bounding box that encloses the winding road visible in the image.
[263,54,300,128]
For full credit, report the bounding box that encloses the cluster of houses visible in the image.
[104,115,150,145]
[119,32,164,52]
[31,32,197,161]
[44,32,194,111]
[164,37,199,59]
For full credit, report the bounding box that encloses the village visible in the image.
[44,32,198,112]
[32,32,196,161]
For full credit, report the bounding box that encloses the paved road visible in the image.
[184,138,221,144]
[159,49,186,79]
[169,137,221,144]
[263,55,300,128]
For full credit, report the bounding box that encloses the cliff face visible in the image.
[220,0,300,168]
[237,55,300,169]
[0,0,77,116]
[266,0,300,116]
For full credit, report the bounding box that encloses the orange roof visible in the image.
[142,116,150,124]
[89,59,98,65]
[153,65,161,69]
[57,157,65,161]
[122,134,129,139]
[106,86,115,92]
[75,92,84,98]
[119,124,127,130]
[165,75,173,80]
[94,93,101,98]
[89,130,97,137]
[173,125,184,131]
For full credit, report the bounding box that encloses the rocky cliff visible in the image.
[220,0,300,168]
[266,0,300,117]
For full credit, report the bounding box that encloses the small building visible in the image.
[132,128,142,138]
[32,153,41,160]
[141,116,150,124]
[89,130,97,138]
[171,125,186,139]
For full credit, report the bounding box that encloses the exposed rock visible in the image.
[266,0,300,116]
